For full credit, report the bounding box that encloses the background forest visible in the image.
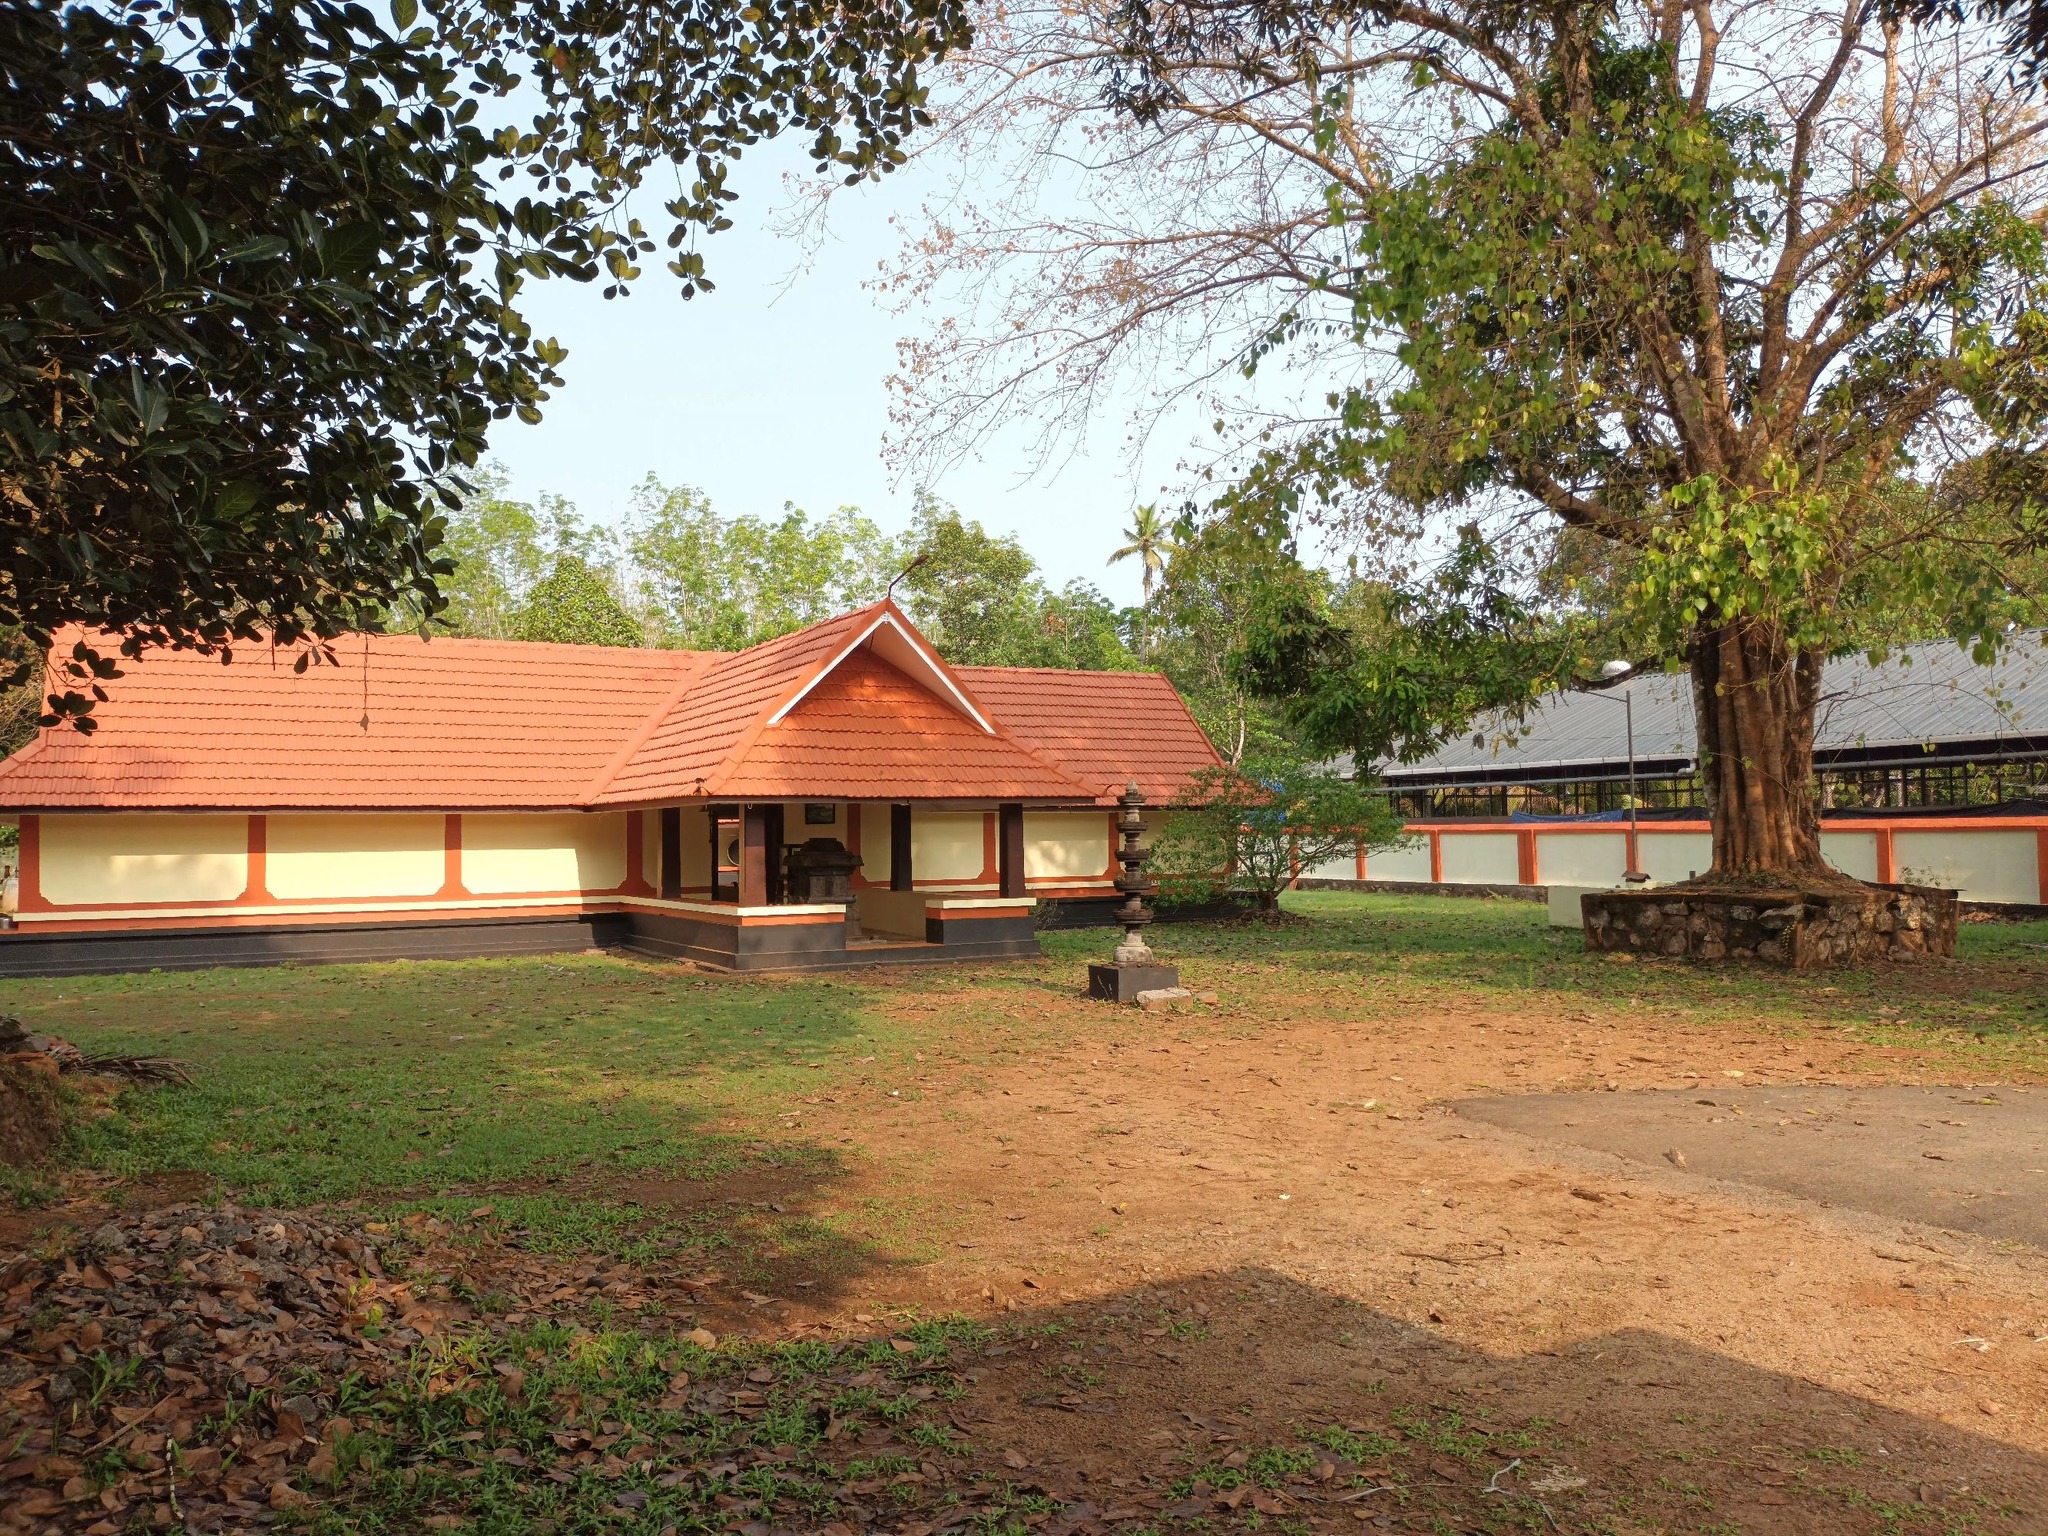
[428,469,1323,765]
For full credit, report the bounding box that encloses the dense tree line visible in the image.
[433,469,1141,672]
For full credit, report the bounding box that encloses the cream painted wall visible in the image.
[1366,839,1434,881]
[1024,812,1112,880]
[1299,848,1359,879]
[641,812,661,891]
[1820,830,1879,883]
[462,813,627,895]
[1439,832,1519,884]
[39,814,249,906]
[1895,829,2041,904]
[858,803,891,885]
[1638,830,1712,882]
[677,805,714,890]
[912,810,986,881]
[856,888,927,939]
[1535,831,1628,887]
[267,813,445,899]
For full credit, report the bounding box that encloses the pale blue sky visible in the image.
[485,137,1193,604]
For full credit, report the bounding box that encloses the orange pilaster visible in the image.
[15,814,45,912]
[243,816,274,903]
[437,813,468,898]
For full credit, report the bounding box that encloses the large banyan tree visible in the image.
[881,0,2048,885]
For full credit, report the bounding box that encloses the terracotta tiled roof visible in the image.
[957,667,1226,804]
[0,632,712,811]
[702,648,1094,803]
[592,606,875,805]
[0,606,1223,811]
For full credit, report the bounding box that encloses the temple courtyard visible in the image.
[4,892,2048,1535]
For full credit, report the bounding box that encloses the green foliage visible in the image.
[1240,530,1588,763]
[1108,503,1174,652]
[435,468,618,640]
[1144,519,1315,762]
[509,556,642,647]
[1149,751,1408,911]
[895,494,1141,670]
[0,628,41,760]
[433,472,1143,668]
[625,479,902,651]
[1,0,969,725]
[1156,4,2048,839]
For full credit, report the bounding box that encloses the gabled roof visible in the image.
[0,634,712,811]
[0,603,1223,812]
[957,666,1225,805]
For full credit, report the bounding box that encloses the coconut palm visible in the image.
[1108,504,1172,655]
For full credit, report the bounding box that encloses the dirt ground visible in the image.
[1459,1083,2048,1248]
[659,983,2048,1533]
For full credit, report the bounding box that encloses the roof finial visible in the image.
[884,550,931,603]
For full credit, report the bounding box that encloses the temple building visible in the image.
[0,601,1222,975]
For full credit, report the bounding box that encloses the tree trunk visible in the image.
[1690,617,1827,878]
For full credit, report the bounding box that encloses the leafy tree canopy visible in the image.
[509,556,642,647]
[884,494,1145,670]
[626,480,903,651]
[2,0,969,727]
[430,472,1143,672]
[1149,749,1408,912]
[1117,0,2048,878]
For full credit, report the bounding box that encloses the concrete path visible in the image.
[1455,1083,2048,1248]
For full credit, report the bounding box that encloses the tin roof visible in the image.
[1369,634,2048,786]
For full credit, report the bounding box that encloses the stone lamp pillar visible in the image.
[1087,781,1182,1003]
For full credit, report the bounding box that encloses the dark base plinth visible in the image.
[1581,881,1958,967]
[1087,962,1181,1003]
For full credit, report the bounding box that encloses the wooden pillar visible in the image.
[709,804,735,901]
[1515,826,1538,885]
[659,807,682,900]
[1428,828,1444,884]
[762,802,785,904]
[998,802,1026,897]
[740,805,770,907]
[1873,825,1896,885]
[890,803,913,891]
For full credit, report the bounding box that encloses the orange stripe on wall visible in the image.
[623,810,652,896]
[16,814,43,913]
[244,816,273,903]
[438,813,468,898]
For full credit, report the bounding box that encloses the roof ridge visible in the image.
[955,663,1171,679]
[580,652,720,801]
[697,610,882,796]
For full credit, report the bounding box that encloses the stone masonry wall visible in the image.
[1581,883,1958,968]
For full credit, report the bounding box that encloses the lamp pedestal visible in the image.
[1086,781,1181,1003]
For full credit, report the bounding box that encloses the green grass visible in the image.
[11,894,2047,1255]
[11,953,933,1257]
[1056,891,2048,1071]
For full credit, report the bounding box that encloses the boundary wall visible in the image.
[1295,815,2048,908]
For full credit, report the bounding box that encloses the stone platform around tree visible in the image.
[1580,881,1957,968]
[1088,962,1182,1003]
